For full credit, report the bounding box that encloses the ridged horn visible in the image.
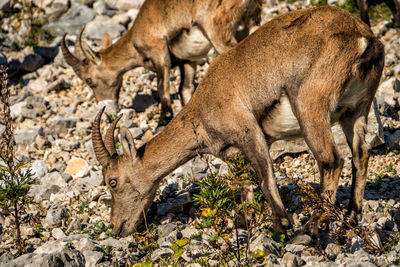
[92,107,112,167]
[61,34,82,73]
[74,27,86,60]
[104,114,123,159]
[79,33,101,64]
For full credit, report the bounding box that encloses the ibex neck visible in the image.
[100,31,142,72]
[140,109,200,184]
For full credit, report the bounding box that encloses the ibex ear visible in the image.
[120,127,137,159]
[102,33,112,50]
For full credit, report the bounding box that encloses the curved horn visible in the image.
[104,114,123,159]
[74,27,86,60]
[79,34,101,64]
[92,107,112,166]
[61,34,82,73]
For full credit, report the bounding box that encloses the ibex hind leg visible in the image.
[339,109,369,224]
[290,85,345,239]
[231,116,291,233]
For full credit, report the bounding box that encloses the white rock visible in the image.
[35,241,68,254]
[51,228,66,239]
[30,160,49,179]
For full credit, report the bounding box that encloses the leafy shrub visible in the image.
[193,153,271,264]
[0,66,37,255]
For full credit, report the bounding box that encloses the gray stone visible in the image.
[285,244,306,254]
[105,0,144,10]
[281,252,300,267]
[0,253,14,264]
[128,127,144,139]
[96,100,119,115]
[66,218,82,232]
[157,192,191,216]
[249,233,282,256]
[29,184,60,202]
[10,101,27,120]
[15,126,44,147]
[93,0,115,16]
[42,171,68,188]
[99,237,123,250]
[33,46,60,60]
[44,2,96,36]
[76,238,97,252]
[151,247,174,262]
[83,250,103,267]
[35,240,68,254]
[30,160,48,179]
[291,234,312,245]
[19,54,45,72]
[85,16,126,40]
[46,116,78,135]
[0,0,10,11]
[385,129,400,149]
[6,251,85,267]
[181,225,200,239]
[43,0,69,21]
[25,95,47,115]
[76,121,91,136]
[27,77,48,94]
[56,139,80,152]
[45,204,69,226]
[81,170,103,187]
[51,228,66,239]
[325,243,342,259]
[375,77,400,113]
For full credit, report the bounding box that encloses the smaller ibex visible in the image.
[62,0,261,125]
[356,0,400,27]
[92,6,384,236]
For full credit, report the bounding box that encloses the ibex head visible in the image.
[61,29,123,103]
[92,107,156,236]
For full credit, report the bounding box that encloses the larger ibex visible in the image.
[62,0,261,125]
[92,6,384,236]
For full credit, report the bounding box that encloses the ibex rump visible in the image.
[62,0,261,125]
[92,6,384,236]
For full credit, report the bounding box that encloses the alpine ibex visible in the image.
[92,6,384,236]
[62,0,261,125]
[356,0,400,27]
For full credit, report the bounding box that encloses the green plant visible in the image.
[0,66,37,255]
[193,153,271,264]
[78,200,90,214]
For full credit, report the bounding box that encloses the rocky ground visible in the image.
[0,0,400,266]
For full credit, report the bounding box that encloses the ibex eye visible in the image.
[109,178,118,188]
[85,78,92,85]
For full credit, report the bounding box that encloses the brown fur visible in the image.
[92,6,384,236]
[62,0,261,125]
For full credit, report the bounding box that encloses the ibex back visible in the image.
[62,0,261,125]
[92,6,384,236]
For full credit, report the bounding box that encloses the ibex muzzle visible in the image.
[92,6,384,236]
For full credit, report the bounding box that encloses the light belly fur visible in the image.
[169,26,212,62]
[262,79,367,141]
[262,96,301,140]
